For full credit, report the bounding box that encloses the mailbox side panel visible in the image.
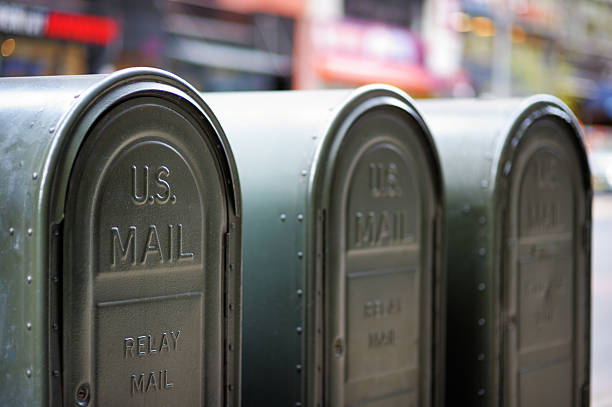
[417,99,522,405]
[205,91,350,407]
[0,76,106,406]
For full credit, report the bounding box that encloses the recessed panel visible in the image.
[96,294,203,406]
[510,144,577,406]
[344,145,419,406]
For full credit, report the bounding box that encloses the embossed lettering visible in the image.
[131,164,176,205]
[535,158,558,189]
[369,162,401,198]
[354,210,411,248]
[124,330,181,358]
[131,370,174,395]
[124,337,135,358]
[155,166,172,204]
[526,275,565,325]
[527,201,558,231]
[146,370,159,392]
[364,298,401,319]
[178,225,194,261]
[132,165,149,205]
[131,373,145,394]
[110,225,194,267]
[111,226,136,267]
[368,329,396,348]
[141,225,164,264]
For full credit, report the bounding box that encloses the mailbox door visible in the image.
[503,117,588,407]
[326,106,436,407]
[63,96,230,406]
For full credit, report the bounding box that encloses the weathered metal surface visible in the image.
[205,86,444,407]
[0,68,241,406]
[417,96,591,406]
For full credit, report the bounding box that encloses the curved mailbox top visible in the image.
[0,68,241,406]
[417,96,591,406]
[206,86,444,407]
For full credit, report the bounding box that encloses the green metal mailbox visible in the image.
[206,86,444,407]
[0,68,242,406]
[417,96,591,406]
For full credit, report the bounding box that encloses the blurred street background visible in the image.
[0,0,609,404]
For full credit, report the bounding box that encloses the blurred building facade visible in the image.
[0,0,610,123]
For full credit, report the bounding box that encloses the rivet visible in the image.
[27,228,33,236]
[477,388,486,396]
[26,275,32,284]
[297,251,303,259]
[228,303,234,311]
[462,204,471,214]
[25,369,32,377]
[301,170,307,176]
[297,289,303,297]
[32,172,38,180]
[296,403,302,407]
[26,322,32,330]
[228,343,233,351]
[9,227,14,235]
[228,384,234,391]
[52,323,59,331]
[477,353,485,361]
[49,127,55,134]
[53,370,60,377]
[74,94,80,98]
[297,214,304,222]
[280,214,287,222]
[478,216,486,224]
[52,276,59,283]
[296,326,303,334]
[478,318,486,326]
[481,179,489,188]
[478,248,486,256]
[296,364,302,371]
[478,283,486,291]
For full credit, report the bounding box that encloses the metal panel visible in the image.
[417,96,591,406]
[205,86,444,407]
[0,68,241,406]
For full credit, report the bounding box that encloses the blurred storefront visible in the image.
[0,1,118,75]
[423,0,612,125]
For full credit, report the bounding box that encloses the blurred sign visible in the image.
[0,1,119,45]
[309,19,437,96]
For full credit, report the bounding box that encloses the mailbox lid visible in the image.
[0,69,241,406]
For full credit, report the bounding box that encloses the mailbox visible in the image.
[206,86,444,407]
[0,68,241,406]
[417,96,591,406]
